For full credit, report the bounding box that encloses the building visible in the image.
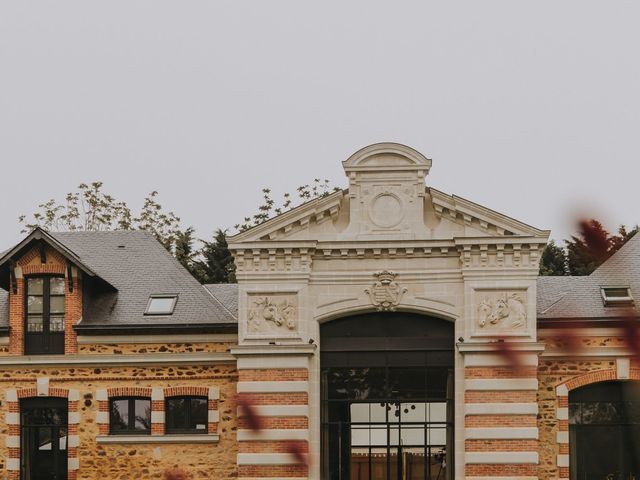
[0,143,638,480]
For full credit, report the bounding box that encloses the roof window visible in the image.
[145,295,178,315]
[600,287,634,307]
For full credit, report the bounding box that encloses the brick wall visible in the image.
[9,245,82,355]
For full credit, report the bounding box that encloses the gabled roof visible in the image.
[537,234,640,320]
[0,230,237,334]
[0,228,111,291]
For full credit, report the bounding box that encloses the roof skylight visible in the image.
[601,287,634,307]
[145,295,178,315]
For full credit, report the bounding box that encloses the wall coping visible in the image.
[231,344,317,357]
[0,352,236,367]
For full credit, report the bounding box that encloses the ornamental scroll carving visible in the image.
[477,292,527,329]
[365,271,408,312]
[248,294,297,335]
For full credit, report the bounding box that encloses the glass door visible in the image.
[20,397,68,480]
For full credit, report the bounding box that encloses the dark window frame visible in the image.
[109,396,152,435]
[24,275,66,355]
[165,396,209,435]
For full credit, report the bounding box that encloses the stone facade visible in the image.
[228,143,550,480]
[1,143,637,480]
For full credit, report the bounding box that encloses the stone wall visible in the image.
[0,362,239,480]
[78,342,234,355]
[537,332,638,480]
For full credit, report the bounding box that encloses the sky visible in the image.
[1,1,639,249]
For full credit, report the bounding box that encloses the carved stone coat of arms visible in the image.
[365,271,408,312]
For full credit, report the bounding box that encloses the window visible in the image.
[109,397,151,435]
[601,287,634,306]
[569,381,640,479]
[165,396,208,434]
[25,276,66,355]
[145,295,178,315]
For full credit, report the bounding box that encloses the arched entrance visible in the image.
[569,380,640,479]
[320,312,454,480]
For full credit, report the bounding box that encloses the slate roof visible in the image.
[0,230,237,334]
[205,284,238,318]
[537,234,640,319]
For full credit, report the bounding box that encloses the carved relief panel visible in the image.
[247,293,299,338]
[472,289,529,336]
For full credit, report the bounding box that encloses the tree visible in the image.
[19,181,186,255]
[235,178,340,232]
[194,229,236,284]
[566,220,613,276]
[609,224,639,252]
[193,179,342,284]
[537,220,640,277]
[539,240,567,276]
[174,227,201,276]
[563,220,639,276]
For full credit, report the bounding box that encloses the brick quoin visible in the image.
[465,439,538,452]
[465,366,538,379]
[238,368,309,382]
[238,392,308,405]
[465,390,536,403]
[465,414,537,427]
[466,464,537,476]
[238,417,308,429]
[239,440,309,454]
[238,465,308,477]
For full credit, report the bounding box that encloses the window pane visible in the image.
[50,315,65,333]
[27,296,43,314]
[50,278,65,295]
[59,427,68,451]
[50,296,65,314]
[191,398,208,431]
[28,278,44,295]
[166,398,187,431]
[27,316,43,333]
[134,399,151,431]
[110,399,129,432]
[146,296,177,315]
[604,288,629,298]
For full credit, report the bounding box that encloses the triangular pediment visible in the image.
[228,144,548,246]
[228,189,346,243]
[427,188,547,238]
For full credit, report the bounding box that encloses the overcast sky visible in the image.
[1,1,639,249]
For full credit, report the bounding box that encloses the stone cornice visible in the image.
[76,333,238,345]
[456,341,546,354]
[230,343,317,357]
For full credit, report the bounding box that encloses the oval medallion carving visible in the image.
[369,193,404,228]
